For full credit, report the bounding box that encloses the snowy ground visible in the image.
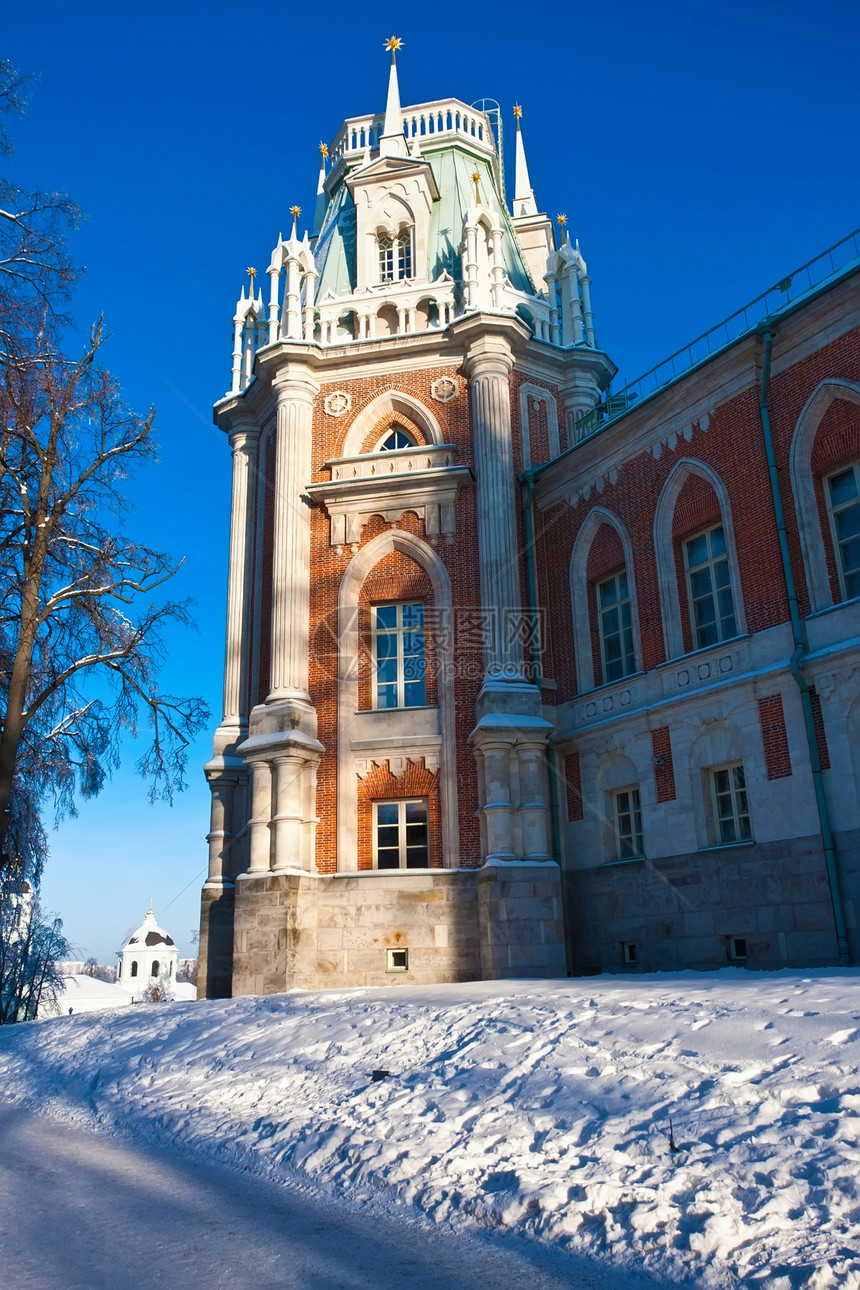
[1,970,859,1289]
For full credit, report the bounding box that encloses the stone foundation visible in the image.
[200,861,567,997]
[564,832,852,973]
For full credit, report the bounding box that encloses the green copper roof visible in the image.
[314,141,535,300]
[315,181,356,299]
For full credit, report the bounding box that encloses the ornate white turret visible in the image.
[223,52,603,383]
[544,219,597,349]
[461,171,506,312]
[231,273,266,394]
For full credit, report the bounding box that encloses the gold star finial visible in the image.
[557,213,568,243]
[246,266,256,294]
[290,205,301,234]
[513,103,523,121]
[384,36,403,58]
[319,141,329,159]
[471,171,481,204]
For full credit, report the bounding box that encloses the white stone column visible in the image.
[490,228,505,309]
[302,269,317,341]
[517,742,552,860]
[267,264,281,344]
[480,741,516,860]
[205,776,236,886]
[222,420,260,731]
[283,256,302,339]
[463,337,524,677]
[580,274,596,346]
[231,314,244,393]
[545,272,560,346]
[247,760,272,874]
[267,369,317,705]
[271,753,306,872]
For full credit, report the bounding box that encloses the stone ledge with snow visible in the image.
[4,969,859,1289]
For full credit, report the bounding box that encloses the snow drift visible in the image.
[1,969,859,1288]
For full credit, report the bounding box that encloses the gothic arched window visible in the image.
[377,231,413,283]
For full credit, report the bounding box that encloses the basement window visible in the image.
[728,935,748,963]
[387,948,409,972]
[622,941,638,966]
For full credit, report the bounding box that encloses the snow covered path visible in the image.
[1,970,859,1288]
[0,1105,650,1289]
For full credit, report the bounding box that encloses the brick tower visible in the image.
[199,42,614,996]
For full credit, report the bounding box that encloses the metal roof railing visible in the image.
[575,226,860,441]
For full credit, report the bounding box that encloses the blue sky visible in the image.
[5,0,859,961]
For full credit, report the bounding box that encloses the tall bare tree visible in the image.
[0,62,209,877]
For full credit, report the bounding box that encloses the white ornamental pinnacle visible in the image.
[324,391,351,417]
[431,376,459,404]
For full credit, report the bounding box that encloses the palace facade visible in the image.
[198,47,860,996]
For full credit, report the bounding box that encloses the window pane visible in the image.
[835,511,860,543]
[403,680,426,707]
[405,847,427,868]
[377,849,399,870]
[690,567,713,599]
[375,605,397,629]
[599,579,618,608]
[377,684,397,709]
[402,603,424,628]
[709,526,726,557]
[829,468,858,505]
[375,633,396,660]
[377,826,399,849]
[375,803,398,826]
[405,801,427,825]
[686,533,709,566]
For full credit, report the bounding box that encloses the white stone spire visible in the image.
[312,143,328,236]
[512,105,538,218]
[379,37,407,157]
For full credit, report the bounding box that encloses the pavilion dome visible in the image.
[117,905,179,998]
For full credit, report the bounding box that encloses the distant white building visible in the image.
[117,906,179,1000]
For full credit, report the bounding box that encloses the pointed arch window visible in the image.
[826,463,860,601]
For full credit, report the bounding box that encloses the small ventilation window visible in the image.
[728,936,748,963]
[387,948,409,972]
[622,941,638,966]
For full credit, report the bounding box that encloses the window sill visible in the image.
[805,594,860,621]
[356,705,439,715]
[578,670,646,700]
[659,634,750,670]
[598,857,645,868]
[697,838,756,853]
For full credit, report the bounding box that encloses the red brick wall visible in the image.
[534,325,860,697]
[809,688,832,772]
[651,727,676,802]
[758,693,793,779]
[564,751,584,821]
[306,366,484,874]
[356,758,442,871]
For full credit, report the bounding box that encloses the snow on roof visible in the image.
[120,906,176,952]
